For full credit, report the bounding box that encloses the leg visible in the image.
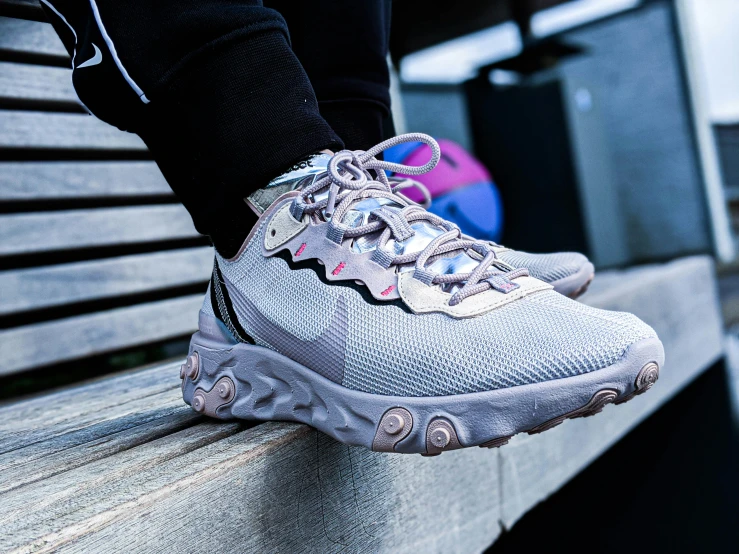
[265,0,393,151]
[41,0,343,256]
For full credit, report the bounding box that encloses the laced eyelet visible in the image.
[292,133,529,305]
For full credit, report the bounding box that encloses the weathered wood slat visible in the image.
[0,205,199,256]
[0,247,212,315]
[0,0,46,22]
[497,256,724,529]
[0,61,78,106]
[0,410,200,495]
[0,16,67,60]
[0,362,180,446]
[0,110,146,150]
[0,419,250,550]
[0,256,723,553]
[1,415,501,554]
[0,388,186,474]
[0,388,185,465]
[0,293,202,376]
[0,161,170,199]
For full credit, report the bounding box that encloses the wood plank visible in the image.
[0,161,170,200]
[0,420,251,551]
[0,0,46,22]
[0,204,199,256]
[0,61,78,106]
[0,16,67,60]
[0,256,723,553]
[0,389,185,470]
[0,294,203,375]
[0,110,146,150]
[0,410,200,495]
[0,247,212,315]
[0,361,181,448]
[0,416,502,553]
[0,364,189,496]
[497,256,724,528]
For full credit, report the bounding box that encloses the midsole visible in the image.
[185,312,664,453]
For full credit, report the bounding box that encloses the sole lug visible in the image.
[615,361,660,404]
[190,375,236,418]
[528,389,618,435]
[425,418,462,455]
[372,408,413,452]
[479,435,513,449]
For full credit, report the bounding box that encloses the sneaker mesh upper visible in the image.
[201,283,216,319]
[213,223,657,397]
[498,250,590,283]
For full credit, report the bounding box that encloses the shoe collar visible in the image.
[246,153,332,216]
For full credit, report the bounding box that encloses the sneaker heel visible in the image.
[180,312,241,419]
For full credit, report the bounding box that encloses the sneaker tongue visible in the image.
[246,153,332,214]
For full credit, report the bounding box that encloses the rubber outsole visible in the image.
[181,312,664,455]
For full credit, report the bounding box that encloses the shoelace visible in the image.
[290,133,529,306]
[389,176,432,209]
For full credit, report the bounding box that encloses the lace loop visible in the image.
[392,178,432,208]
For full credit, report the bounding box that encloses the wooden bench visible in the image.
[0,5,211,383]
[0,3,726,552]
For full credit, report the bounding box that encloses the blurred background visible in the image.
[1,0,738,551]
[390,0,737,269]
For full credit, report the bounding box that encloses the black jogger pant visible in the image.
[41,0,392,256]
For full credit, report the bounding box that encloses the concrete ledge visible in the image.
[0,256,723,553]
